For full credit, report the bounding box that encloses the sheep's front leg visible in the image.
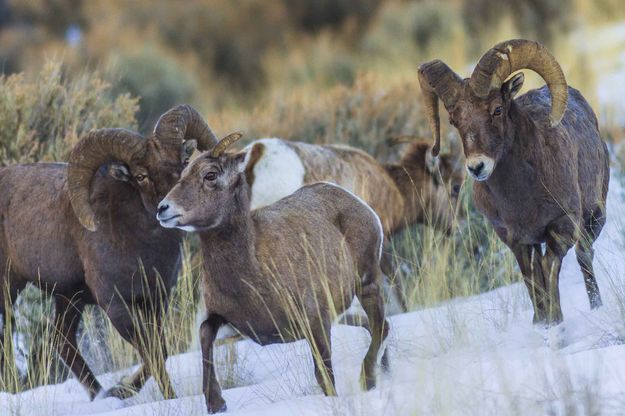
[511,244,547,324]
[200,314,226,414]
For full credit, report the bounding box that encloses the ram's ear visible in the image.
[182,139,197,161]
[502,72,524,100]
[108,162,130,182]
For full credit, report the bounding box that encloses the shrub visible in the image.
[110,47,197,132]
[0,59,137,164]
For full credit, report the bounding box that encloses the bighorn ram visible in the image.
[243,137,465,309]
[0,105,218,399]
[157,134,389,413]
[418,39,609,326]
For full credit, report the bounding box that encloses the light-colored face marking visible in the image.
[465,154,496,181]
[244,139,305,210]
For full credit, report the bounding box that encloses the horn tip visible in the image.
[81,216,98,232]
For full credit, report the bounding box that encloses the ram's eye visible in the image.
[183,158,190,167]
[493,106,503,116]
[135,174,146,182]
[204,172,217,181]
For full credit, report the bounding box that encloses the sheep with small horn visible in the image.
[157,133,390,413]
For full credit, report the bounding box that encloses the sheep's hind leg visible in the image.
[54,296,103,399]
[358,278,390,391]
[576,209,605,309]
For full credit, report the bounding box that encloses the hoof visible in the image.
[207,402,227,414]
[104,384,138,400]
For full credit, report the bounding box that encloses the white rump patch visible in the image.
[319,182,384,260]
[244,138,306,210]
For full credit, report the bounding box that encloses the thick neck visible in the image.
[92,175,180,245]
[480,102,542,195]
[197,178,260,294]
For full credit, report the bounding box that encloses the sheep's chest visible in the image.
[474,183,549,246]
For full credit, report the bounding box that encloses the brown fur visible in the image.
[157,151,390,413]
[443,76,608,324]
[0,135,194,399]
[283,140,463,235]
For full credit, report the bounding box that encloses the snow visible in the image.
[2,172,624,415]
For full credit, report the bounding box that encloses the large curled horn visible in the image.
[68,129,144,231]
[469,39,567,127]
[417,60,463,156]
[210,132,243,157]
[153,104,219,150]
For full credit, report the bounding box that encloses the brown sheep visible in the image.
[0,105,218,399]
[157,133,389,413]
[243,137,464,310]
[417,39,609,327]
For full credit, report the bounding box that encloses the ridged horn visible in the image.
[469,39,568,127]
[417,60,463,156]
[153,104,219,150]
[68,129,145,231]
[210,132,243,157]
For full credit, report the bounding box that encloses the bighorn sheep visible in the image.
[244,138,464,235]
[157,134,390,413]
[418,39,609,326]
[0,105,218,399]
[243,137,464,310]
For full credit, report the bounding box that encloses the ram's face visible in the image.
[108,139,197,216]
[447,74,525,182]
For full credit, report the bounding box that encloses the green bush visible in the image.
[111,47,197,132]
[0,59,138,164]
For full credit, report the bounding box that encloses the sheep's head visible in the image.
[68,105,219,232]
[418,39,568,182]
[157,132,244,232]
[393,136,465,231]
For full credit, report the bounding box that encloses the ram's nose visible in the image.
[465,155,495,181]
[467,161,484,177]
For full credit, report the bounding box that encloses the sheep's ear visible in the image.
[181,139,197,161]
[502,72,524,100]
[243,143,265,185]
[108,162,130,182]
[233,151,248,173]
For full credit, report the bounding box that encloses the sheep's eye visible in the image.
[204,172,218,181]
[452,184,461,196]
[183,158,190,167]
[135,174,146,182]
[493,106,503,116]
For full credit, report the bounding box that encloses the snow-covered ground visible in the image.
[2,172,624,416]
